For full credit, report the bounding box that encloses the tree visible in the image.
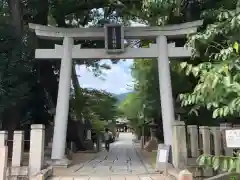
[118,92,144,136]
[76,88,119,122]
[179,1,240,119]
[70,88,118,132]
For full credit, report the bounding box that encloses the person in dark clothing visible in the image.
[104,128,110,151]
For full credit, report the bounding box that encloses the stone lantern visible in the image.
[144,121,158,152]
[148,121,158,140]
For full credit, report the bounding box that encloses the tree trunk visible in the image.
[3,0,24,157]
[8,0,23,37]
[70,63,87,150]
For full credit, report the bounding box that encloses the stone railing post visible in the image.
[199,126,211,154]
[11,131,24,167]
[0,131,7,147]
[172,121,188,169]
[29,124,45,175]
[210,127,221,156]
[199,126,212,176]
[220,123,232,156]
[0,146,8,180]
[187,125,199,157]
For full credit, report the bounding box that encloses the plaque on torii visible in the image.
[104,24,124,54]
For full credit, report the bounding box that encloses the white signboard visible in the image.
[155,144,170,172]
[225,129,240,148]
[158,149,168,163]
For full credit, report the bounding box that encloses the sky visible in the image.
[77,59,134,94]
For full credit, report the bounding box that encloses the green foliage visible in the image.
[196,154,240,173]
[118,92,143,127]
[179,2,240,118]
[91,118,108,133]
[72,88,119,123]
[0,22,35,114]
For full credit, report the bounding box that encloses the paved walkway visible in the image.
[52,133,175,180]
[75,133,154,175]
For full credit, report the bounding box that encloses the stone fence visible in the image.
[0,124,52,180]
[172,121,239,178]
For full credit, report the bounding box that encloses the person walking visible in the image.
[104,128,110,152]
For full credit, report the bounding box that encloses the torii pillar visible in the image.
[51,37,73,165]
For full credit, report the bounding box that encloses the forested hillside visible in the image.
[115,92,133,103]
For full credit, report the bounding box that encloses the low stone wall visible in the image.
[4,166,53,180]
[6,166,28,178]
[0,124,49,180]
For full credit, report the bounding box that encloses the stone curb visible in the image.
[132,142,180,180]
[132,142,156,173]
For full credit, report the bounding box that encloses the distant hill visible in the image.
[115,92,133,103]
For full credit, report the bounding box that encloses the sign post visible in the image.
[155,144,170,175]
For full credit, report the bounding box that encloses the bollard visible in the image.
[178,169,193,180]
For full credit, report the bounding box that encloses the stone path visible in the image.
[73,133,155,175]
[51,133,175,180]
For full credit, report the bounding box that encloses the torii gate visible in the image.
[29,20,203,166]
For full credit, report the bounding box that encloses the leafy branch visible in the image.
[197,154,240,173]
